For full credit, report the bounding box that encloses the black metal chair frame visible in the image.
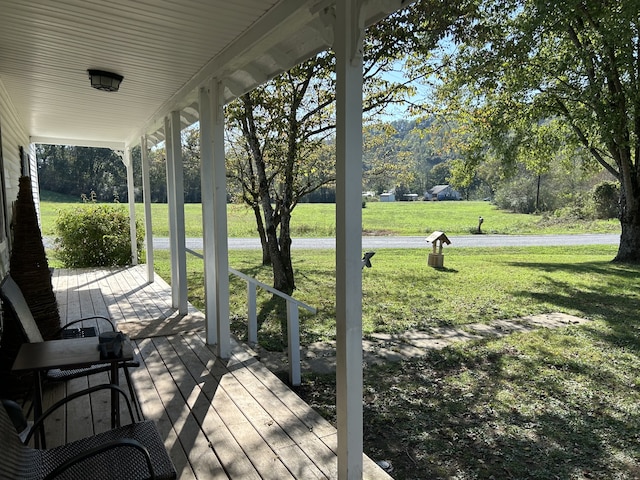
[1,384,176,480]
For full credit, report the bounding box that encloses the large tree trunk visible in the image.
[614,184,640,263]
[616,220,640,262]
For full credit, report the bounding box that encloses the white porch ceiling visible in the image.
[0,0,409,149]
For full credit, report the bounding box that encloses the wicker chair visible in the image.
[1,385,176,480]
[0,274,141,420]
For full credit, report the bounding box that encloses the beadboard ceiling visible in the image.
[0,0,409,149]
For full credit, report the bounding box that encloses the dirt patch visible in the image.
[362,229,396,236]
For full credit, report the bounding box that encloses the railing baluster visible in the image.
[247,280,258,344]
[286,302,301,385]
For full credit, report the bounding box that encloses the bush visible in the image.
[592,181,620,219]
[493,177,538,213]
[55,204,144,267]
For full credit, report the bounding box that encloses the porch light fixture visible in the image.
[87,69,123,92]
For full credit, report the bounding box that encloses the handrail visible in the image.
[228,268,317,314]
[186,247,314,385]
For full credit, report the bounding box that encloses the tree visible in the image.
[225,1,468,293]
[226,58,337,293]
[37,145,130,201]
[363,122,418,194]
[428,0,640,262]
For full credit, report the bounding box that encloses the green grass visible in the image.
[145,244,640,479]
[151,245,631,348]
[300,322,640,479]
[39,196,620,237]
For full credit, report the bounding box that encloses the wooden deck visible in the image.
[36,266,390,480]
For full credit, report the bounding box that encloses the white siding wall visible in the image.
[29,143,41,224]
[0,78,31,277]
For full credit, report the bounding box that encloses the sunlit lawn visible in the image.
[39,199,620,237]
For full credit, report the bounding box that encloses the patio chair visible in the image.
[1,385,177,480]
[0,274,142,420]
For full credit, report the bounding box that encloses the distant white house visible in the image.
[427,185,461,201]
[380,191,396,202]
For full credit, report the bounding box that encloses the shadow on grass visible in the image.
[507,260,640,354]
[299,336,640,479]
[298,259,640,479]
[255,295,288,351]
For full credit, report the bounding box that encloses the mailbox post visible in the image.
[426,231,451,268]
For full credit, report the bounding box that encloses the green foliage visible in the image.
[421,0,640,260]
[54,204,143,267]
[494,175,539,214]
[37,145,133,202]
[592,181,620,220]
[38,189,80,203]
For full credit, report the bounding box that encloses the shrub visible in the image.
[55,204,144,267]
[592,181,620,219]
[493,177,538,213]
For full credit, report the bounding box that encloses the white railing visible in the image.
[186,248,316,385]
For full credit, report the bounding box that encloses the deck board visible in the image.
[37,265,391,480]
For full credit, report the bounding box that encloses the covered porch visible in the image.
[0,1,417,476]
[40,266,390,479]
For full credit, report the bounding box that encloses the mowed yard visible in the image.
[42,199,639,479]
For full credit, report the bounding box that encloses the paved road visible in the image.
[44,233,618,250]
[135,233,620,250]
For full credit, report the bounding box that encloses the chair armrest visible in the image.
[43,438,155,480]
[55,315,116,336]
[25,384,136,445]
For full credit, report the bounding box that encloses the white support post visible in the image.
[164,117,178,305]
[140,136,155,282]
[247,282,258,344]
[286,302,301,386]
[335,1,364,478]
[211,79,231,359]
[124,148,138,266]
[199,84,218,345]
[165,112,188,314]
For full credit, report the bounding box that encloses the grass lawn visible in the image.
[143,244,640,479]
[39,197,620,237]
[153,245,632,348]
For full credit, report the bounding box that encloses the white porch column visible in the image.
[140,136,155,282]
[199,82,218,346]
[198,82,218,345]
[124,147,138,266]
[198,79,231,357]
[335,1,365,478]
[164,112,188,314]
